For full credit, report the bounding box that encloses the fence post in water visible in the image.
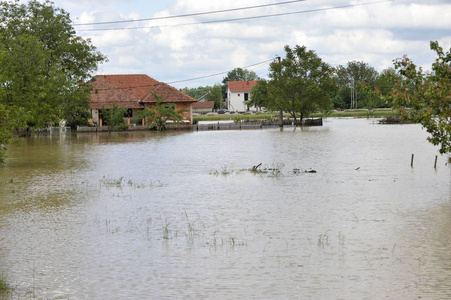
[411,154,414,167]
[434,155,438,169]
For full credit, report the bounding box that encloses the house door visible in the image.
[244,93,249,111]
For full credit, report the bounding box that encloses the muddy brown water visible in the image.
[0,118,450,299]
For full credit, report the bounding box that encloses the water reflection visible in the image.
[0,118,449,299]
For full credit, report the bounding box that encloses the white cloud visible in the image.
[33,0,451,88]
[89,29,134,48]
[117,55,141,67]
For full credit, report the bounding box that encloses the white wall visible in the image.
[91,109,99,125]
[227,90,256,112]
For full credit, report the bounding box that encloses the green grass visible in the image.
[0,275,13,298]
[194,109,400,122]
[312,109,399,118]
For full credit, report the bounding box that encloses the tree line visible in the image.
[184,57,398,112]
[1,0,449,164]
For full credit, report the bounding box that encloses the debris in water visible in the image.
[251,163,262,171]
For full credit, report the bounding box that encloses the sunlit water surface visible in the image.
[0,118,450,299]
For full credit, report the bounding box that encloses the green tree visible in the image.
[0,35,27,164]
[389,41,451,154]
[335,61,379,88]
[249,80,269,110]
[267,45,336,125]
[205,84,223,109]
[61,86,93,128]
[99,103,127,131]
[330,87,349,110]
[0,0,106,129]
[222,68,258,83]
[0,104,27,164]
[222,68,258,97]
[0,33,66,127]
[182,86,211,100]
[375,68,400,99]
[139,92,187,131]
[335,61,379,109]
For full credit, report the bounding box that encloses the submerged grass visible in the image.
[317,230,330,248]
[0,275,13,298]
[183,211,199,242]
[160,214,172,240]
[209,165,235,176]
[210,162,290,178]
[151,212,248,249]
[100,176,165,189]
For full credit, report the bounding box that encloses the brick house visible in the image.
[90,74,197,126]
[227,81,259,112]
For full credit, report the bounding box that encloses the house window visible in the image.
[244,93,249,101]
[124,109,133,118]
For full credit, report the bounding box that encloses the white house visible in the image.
[227,81,259,112]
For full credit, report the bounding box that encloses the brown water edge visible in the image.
[0,118,450,299]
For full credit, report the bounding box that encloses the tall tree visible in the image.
[389,41,451,154]
[335,61,379,88]
[334,61,379,109]
[0,33,66,127]
[375,68,400,97]
[221,68,258,97]
[205,84,223,109]
[0,0,107,129]
[222,68,258,83]
[0,104,27,164]
[266,45,336,124]
[249,80,269,110]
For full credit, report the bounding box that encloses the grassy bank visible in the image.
[194,109,400,122]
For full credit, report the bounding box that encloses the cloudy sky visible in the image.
[32,0,451,89]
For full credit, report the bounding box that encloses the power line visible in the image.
[74,0,307,26]
[76,0,395,32]
[167,59,275,85]
[92,59,275,91]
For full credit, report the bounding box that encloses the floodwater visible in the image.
[0,118,450,299]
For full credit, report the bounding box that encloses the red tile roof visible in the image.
[228,81,258,93]
[192,101,215,108]
[141,82,197,105]
[90,74,196,109]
